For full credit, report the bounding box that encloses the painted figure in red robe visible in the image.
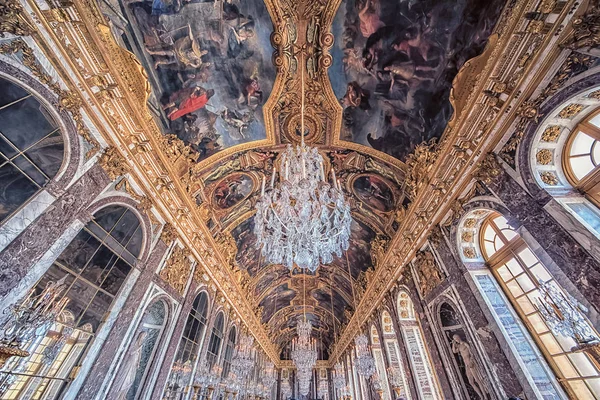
[163,86,215,121]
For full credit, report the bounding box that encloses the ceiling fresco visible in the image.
[120,0,275,161]
[329,0,505,161]
[102,0,507,355]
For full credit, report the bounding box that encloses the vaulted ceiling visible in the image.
[101,0,506,355]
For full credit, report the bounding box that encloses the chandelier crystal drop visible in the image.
[354,334,376,378]
[253,54,351,272]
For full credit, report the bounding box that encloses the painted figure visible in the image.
[162,86,215,120]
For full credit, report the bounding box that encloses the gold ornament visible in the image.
[540,171,559,186]
[159,246,191,295]
[536,149,553,165]
[558,104,584,119]
[98,147,129,181]
[541,126,561,142]
[463,247,477,259]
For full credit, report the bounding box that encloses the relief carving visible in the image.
[413,250,443,297]
[98,146,129,181]
[159,246,192,295]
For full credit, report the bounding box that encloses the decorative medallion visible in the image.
[540,171,559,186]
[352,174,395,213]
[536,149,553,165]
[589,90,600,100]
[464,218,477,229]
[212,173,255,209]
[463,247,477,259]
[461,231,474,242]
[541,126,561,142]
[558,104,584,119]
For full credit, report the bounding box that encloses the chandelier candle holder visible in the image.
[0,277,69,368]
[354,334,376,378]
[254,54,351,272]
[534,279,600,368]
[371,374,384,400]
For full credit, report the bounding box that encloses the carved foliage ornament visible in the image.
[159,246,192,295]
[413,250,443,297]
[405,139,439,199]
[160,223,178,244]
[473,153,502,184]
[98,146,129,181]
[541,126,561,142]
[536,149,553,165]
[540,171,559,186]
[0,0,32,37]
[560,3,600,51]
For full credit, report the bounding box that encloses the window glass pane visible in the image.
[12,154,47,186]
[530,264,553,283]
[517,248,538,268]
[516,274,536,293]
[25,131,64,178]
[493,215,510,230]
[568,353,597,377]
[571,155,596,180]
[506,259,524,276]
[539,333,563,355]
[484,241,496,257]
[503,228,518,241]
[484,225,496,241]
[554,355,578,378]
[517,295,536,315]
[56,230,102,273]
[0,79,28,107]
[497,265,513,281]
[506,280,524,297]
[494,236,505,252]
[571,132,595,156]
[93,205,127,233]
[0,97,56,149]
[567,380,595,399]
[593,141,600,165]
[528,313,549,334]
[0,162,39,223]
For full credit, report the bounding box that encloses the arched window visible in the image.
[396,291,441,400]
[530,95,600,238]
[221,327,236,378]
[0,77,64,225]
[206,312,225,369]
[163,291,208,398]
[111,300,167,399]
[0,205,141,400]
[380,310,411,400]
[370,325,392,400]
[475,212,599,398]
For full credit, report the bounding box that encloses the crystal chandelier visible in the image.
[333,362,346,390]
[262,360,277,389]
[254,55,352,272]
[231,334,256,380]
[535,279,597,343]
[291,318,317,396]
[354,334,376,377]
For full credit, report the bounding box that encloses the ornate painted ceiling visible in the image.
[94,0,506,354]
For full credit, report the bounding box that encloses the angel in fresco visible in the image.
[220,108,254,140]
[162,86,215,121]
[358,0,384,38]
[145,24,210,70]
[227,18,256,59]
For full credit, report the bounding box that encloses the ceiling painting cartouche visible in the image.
[121,0,276,161]
[330,0,506,161]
